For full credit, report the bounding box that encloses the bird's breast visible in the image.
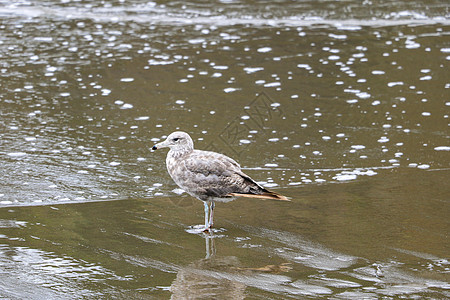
[166,152,190,187]
[166,154,178,178]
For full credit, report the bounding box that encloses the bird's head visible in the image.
[152,131,194,152]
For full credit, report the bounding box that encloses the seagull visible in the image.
[152,131,289,231]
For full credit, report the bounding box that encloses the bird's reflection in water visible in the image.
[170,232,246,299]
[170,232,292,299]
[204,232,215,259]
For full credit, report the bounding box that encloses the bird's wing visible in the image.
[178,150,250,198]
[174,150,289,201]
[184,150,239,175]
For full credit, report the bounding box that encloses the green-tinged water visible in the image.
[0,0,449,298]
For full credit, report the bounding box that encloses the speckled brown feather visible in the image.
[166,149,289,201]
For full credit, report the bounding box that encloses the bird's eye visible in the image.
[173,138,180,142]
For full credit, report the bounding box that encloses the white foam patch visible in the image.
[434,146,450,151]
[257,47,272,53]
[7,152,27,157]
[334,174,357,181]
[351,145,365,150]
[333,169,378,181]
[417,164,430,169]
[243,67,263,74]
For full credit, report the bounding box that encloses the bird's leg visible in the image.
[208,201,215,228]
[203,201,210,230]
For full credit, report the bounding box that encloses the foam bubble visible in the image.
[417,164,430,169]
[434,146,450,151]
[351,145,365,150]
[257,47,272,53]
[120,103,133,109]
[264,163,278,168]
[7,152,27,157]
[334,174,357,181]
[243,67,263,74]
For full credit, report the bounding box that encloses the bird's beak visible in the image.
[152,140,168,151]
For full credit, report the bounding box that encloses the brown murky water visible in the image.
[0,0,449,298]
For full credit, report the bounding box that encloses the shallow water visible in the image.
[0,0,449,298]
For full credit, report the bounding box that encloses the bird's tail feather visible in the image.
[228,191,290,201]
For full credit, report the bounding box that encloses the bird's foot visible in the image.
[186,223,227,235]
[186,224,211,234]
